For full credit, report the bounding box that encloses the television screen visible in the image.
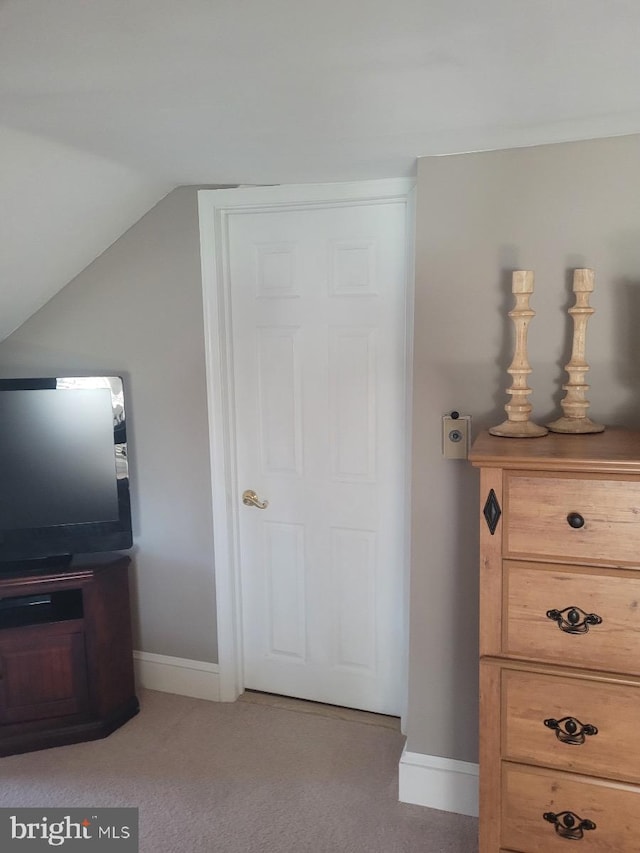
[0,376,133,567]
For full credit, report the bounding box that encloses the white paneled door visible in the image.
[201,181,412,716]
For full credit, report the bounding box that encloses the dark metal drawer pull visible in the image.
[567,512,585,529]
[544,716,598,745]
[546,606,603,634]
[543,810,596,840]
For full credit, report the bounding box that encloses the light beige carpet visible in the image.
[0,689,478,852]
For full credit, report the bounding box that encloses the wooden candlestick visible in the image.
[547,269,604,434]
[490,270,548,438]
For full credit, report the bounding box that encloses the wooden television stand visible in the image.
[0,554,139,756]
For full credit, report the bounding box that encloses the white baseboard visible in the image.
[398,744,479,817]
[133,651,220,701]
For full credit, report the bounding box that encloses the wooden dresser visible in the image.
[470,429,640,853]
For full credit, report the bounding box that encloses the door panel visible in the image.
[0,622,89,723]
[228,193,408,715]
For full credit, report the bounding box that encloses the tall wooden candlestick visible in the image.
[547,269,604,434]
[490,270,548,438]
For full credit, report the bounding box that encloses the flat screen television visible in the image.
[0,376,133,569]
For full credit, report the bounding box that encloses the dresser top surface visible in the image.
[470,427,640,473]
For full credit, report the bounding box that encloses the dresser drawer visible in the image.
[504,561,640,675]
[502,666,640,784]
[504,472,640,566]
[502,762,640,853]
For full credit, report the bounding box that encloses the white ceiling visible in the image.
[2,0,640,339]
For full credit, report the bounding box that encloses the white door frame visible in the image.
[197,180,416,721]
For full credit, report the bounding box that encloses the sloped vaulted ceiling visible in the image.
[3,0,640,341]
[0,126,169,340]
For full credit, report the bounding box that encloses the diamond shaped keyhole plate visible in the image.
[483,489,501,535]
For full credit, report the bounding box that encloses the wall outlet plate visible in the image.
[442,414,471,459]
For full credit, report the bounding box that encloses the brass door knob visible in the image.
[242,489,269,510]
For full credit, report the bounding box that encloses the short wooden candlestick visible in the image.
[548,268,604,434]
[490,270,548,438]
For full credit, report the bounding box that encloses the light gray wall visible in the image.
[0,186,217,662]
[407,134,640,763]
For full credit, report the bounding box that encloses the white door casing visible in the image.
[198,180,415,718]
